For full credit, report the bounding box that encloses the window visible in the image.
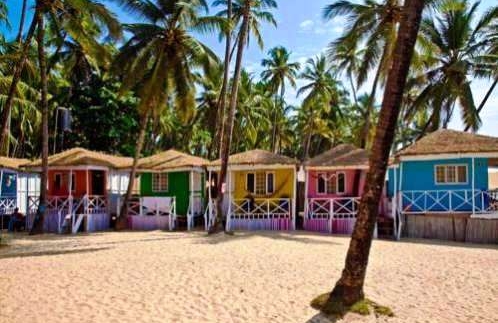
[152,173,168,192]
[337,173,346,193]
[435,165,467,184]
[317,172,346,194]
[71,174,76,192]
[247,172,275,195]
[54,173,62,190]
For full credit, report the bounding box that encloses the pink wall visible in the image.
[307,169,366,198]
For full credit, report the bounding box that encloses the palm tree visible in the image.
[409,0,498,133]
[328,37,363,104]
[28,0,122,234]
[324,0,402,148]
[0,0,121,156]
[314,0,426,312]
[297,55,344,158]
[16,0,28,43]
[112,0,219,223]
[465,14,498,131]
[211,0,277,233]
[261,46,300,152]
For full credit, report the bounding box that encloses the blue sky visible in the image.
[3,0,498,136]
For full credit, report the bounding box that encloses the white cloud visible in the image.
[299,19,314,31]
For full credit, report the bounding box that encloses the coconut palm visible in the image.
[297,55,345,158]
[261,46,300,152]
[324,0,402,148]
[409,0,498,133]
[315,0,426,312]
[112,0,219,223]
[0,0,121,157]
[211,0,277,233]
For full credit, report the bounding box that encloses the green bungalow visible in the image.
[125,150,208,231]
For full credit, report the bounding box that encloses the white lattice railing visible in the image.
[187,193,203,230]
[400,189,498,214]
[304,197,360,233]
[0,197,16,214]
[227,198,293,231]
[204,199,217,231]
[26,195,108,233]
[117,196,176,230]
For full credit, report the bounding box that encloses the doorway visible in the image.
[91,171,106,196]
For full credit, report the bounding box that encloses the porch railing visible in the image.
[26,195,109,233]
[187,193,203,230]
[400,189,498,214]
[118,196,176,230]
[227,198,293,231]
[304,197,360,234]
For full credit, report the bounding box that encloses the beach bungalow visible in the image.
[0,157,40,230]
[23,148,132,234]
[207,150,297,231]
[122,150,207,231]
[388,129,498,242]
[303,144,370,234]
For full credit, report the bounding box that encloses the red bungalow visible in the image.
[23,148,132,233]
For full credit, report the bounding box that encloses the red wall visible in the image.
[307,169,366,198]
[48,169,107,197]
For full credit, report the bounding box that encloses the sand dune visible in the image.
[1,231,497,323]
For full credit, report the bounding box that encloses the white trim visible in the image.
[434,164,468,185]
[472,158,476,215]
[27,165,109,172]
[207,164,296,172]
[316,171,346,195]
[306,165,369,171]
[399,152,498,161]
[137,167,205,174]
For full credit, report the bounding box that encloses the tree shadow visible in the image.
[0,247,112,259]
[194,230,345,246]
[397,237,498,250]
[304,313,337,323]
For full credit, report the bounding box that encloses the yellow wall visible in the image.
[231,168,295,199]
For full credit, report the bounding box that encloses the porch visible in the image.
[227,198,293,231]
[26,194,109,233]
[304,197,359,234]
[117,196,177,231]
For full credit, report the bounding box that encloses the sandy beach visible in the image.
[1,231,497,323]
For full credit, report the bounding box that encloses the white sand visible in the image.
[1,231,497,323]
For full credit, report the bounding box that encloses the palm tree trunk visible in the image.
[117,112,149,229]
[212,0,232,159]
[464,77,498,132]
[16,0,28,43]
[30,8,49,235]
[211,4,250,234]
[0,15,38,156]
[349,73,358,105]
[324,0,425,307]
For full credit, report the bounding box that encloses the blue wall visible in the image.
[387,158,489,212]
[0,169,18,198]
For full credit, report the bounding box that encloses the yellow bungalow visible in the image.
[207,150,297,231]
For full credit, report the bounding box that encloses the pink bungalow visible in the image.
[303,144,370,234]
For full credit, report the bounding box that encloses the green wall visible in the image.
[140,172,190,216]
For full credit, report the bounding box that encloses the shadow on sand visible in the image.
[0,247,112,259]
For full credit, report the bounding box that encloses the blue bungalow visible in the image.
[0,157,40,230]
[388,130,498,238]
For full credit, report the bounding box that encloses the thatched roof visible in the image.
[397,129,498,158]
[305,144,369,168]
[138,150,208,171]
[0,157,30,171]
[23,148,133,169]
[209,149,296,167]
